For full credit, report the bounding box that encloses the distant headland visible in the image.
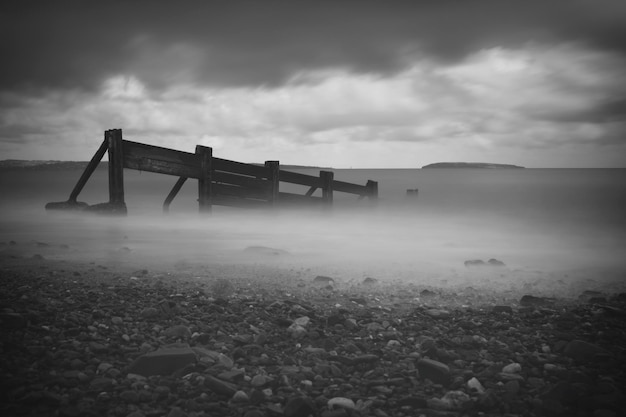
[422,162,525,169]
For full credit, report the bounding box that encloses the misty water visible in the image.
[1,167,625,297]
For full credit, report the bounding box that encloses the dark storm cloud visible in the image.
[2,0,626,93]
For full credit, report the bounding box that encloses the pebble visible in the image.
[417,358,450,385]
[502,362,522,373]
[328,397,356,410]
[563,339,609,362]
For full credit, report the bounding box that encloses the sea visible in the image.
[1,166,625,297]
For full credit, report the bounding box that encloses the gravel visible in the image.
[1,251,625,417]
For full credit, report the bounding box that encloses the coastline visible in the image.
[2,242,625,416]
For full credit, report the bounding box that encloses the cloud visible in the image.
[2,0,626,94]
[2,38,625,167]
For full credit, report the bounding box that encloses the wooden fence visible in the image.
[45,129,378,214]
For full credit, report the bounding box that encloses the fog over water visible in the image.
[1,167,625,296]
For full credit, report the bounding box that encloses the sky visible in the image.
[1,0,626,168]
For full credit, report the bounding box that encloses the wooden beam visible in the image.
[163,177,188,213]
[305,186,318,197]
[265,161,280,206]
[196,145,213,213]
[68,138,108,203]
[367,180,378,200]
[106,129,125,207]
[320,170,334,205]
[213,157,269,178]
[123,140,200,178]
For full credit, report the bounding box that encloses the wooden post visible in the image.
[196,145,212,213]
[367,180,378,200]
[106,129,126,208]
[265,161,280,206]
[320,170,334,205]
[163,177,188,213]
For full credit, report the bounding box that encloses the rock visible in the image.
[492,305,513,314]
[464,259,505,267]
[502,363,521,374]
[251,374,269,387]
[314,275,335,285]
[467,377,485,394]
[287,323,307,339]
[487,258,505,266]
[140,307,158,318]
[520,295,556,307]
[464,259,486,267]
[90,377,114,391]
[127,346,197,377]
[362,277,378,285]
[166,407,187,417]
[284,396,316,417]
[417,358,450,385]
[294,316,310,326]
[427,390,471,410]
[425,309,451,319]
[564,340,610,362]
[0,312,27,329]
[204,375,238,397]
[420,289,437,297]
[119,390,139,403]
[504,380,520,395]
[232,390,249,403]
[244,246,289,255]
[328,397,356,410]
[163,324,191,339]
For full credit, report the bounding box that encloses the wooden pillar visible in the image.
[367,180,378,200]
[163,177,188,213]
[265,161,280,206]
[320,170,334,205]
[106,129,125,207]
[196,145,212,213]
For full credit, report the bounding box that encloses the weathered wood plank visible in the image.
[265,161,280,205]
[213,171,270,190]
[124,157,200,178]
[213,157,269,178]
[68,138,108,202]
[107,129,125,206]
[212,195,270,209]
[123,140,198,167]
[196,145,212,213]
[163,176,187,213]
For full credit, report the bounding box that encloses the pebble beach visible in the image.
[1,239,625,417]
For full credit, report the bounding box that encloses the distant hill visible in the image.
[0,159,327,172]
[0,160,102,171]
[422,162,525,169]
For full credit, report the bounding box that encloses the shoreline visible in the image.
[2,244,626,416]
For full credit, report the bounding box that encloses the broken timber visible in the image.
[45,129,378,215]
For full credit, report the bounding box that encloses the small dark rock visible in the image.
[284,396,317,417]
[362,277,378,285]
[417,358,450,385]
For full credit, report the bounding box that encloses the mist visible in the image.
[2,167,625,299]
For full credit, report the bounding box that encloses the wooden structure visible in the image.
[46,129,378,214]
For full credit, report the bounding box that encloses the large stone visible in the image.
[564,340,610,362]
[127,347,197,377]
[284,396,317,417]
[417,358,450,385]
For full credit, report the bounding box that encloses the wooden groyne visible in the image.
[45,129,378,214]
